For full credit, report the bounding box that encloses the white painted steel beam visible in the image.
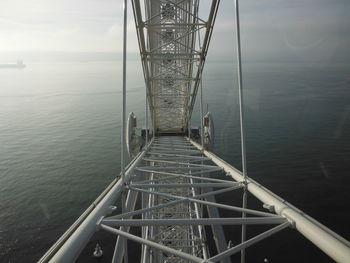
[132,0,220,132]
[101,217,287,227]
[107,198,187,220]
[136,172,242,184]
[41,130,350,263]
[130,182,236,188]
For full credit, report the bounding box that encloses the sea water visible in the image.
[0,59,349,262]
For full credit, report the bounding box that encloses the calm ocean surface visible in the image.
[0,59,349,262]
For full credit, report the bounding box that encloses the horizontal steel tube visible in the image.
[147,151,202,158]
[145,23,206,26]
[140,158,215,167]
[101,217,287,227]
[148,151,202,155]
[136,172,241,184]
[151,146,197,151]
[130,183,236,188]
[145,153,206,158]
[143,157,210,162]
[107,199,187,220]
[137,166,221,171]
[149,149,201,153]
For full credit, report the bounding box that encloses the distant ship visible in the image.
[0,60,26,68]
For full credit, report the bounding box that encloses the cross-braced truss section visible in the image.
[131,0,219,132]
[39,0,350,260]
[99,137,291,263]
[40,136,350,262]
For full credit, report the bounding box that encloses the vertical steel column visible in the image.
[234,0,247,185]
[121,0,127,185]
[152,111,156,137]
[197,15,204,147]
[233,0,248,263]
[119,0,128,262]
[146,90,149,146]
[188,111,191,138]
[200,79,204,146]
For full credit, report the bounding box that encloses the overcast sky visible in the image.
[0,0,349,62]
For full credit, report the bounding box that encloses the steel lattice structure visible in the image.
[40,136,350,262]
[39,1,350,263]
[132,0,219,133]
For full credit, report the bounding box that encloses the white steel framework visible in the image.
[40,136,350,262]
[132,0,219,133]
[39,0,350,262]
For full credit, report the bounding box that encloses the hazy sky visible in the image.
[1,0,349,62]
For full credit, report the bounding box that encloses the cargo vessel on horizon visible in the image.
[0,60,26,68]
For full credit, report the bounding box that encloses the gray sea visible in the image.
[0,57,349,262]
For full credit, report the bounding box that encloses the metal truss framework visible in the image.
[39,0,350,262]
[40,136,350,262]
[100,136,290,263]
[132,0,219,132]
